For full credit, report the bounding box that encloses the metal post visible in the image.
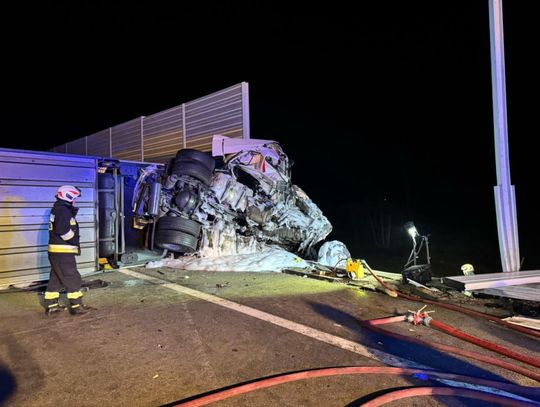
[413,239,417,266]
[242,81,250,139]
[182,103,187,149]
[424,236,431,265]
[140,116,145,162]
[489,0,520,271]
[120,174,125,255]
[109,128,113,158]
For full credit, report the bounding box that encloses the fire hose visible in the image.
[360,260,540,339]
[172,366,540,406]
[365,312,540,369]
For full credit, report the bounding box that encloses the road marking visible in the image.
[119,268,423,368]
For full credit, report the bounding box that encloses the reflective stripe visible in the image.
[70,218,77,226]
[48,244,79,253]
[60,229,75,241]
[44,291,60,300]
[67,291,83,299]
[47,303,59,308]
[71,304,80,308]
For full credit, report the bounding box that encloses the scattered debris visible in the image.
[443,269,540,291]
[317,241,351,268]
[147,247,311,273]
[406,279,441,293]
[509,299,540,317]
[153,374,159,379]
[282,266,400,296]
[82,279,109,289]
[502,316,540,331]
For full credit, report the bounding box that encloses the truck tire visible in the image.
[176,149,215,171]
[172,159,213,185]
[156,216,201,237]
[154,229,199,253]
[165,157,175,176]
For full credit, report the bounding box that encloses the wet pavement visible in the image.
[0,267,539,406]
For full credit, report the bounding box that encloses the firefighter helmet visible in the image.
[57,185,82,203]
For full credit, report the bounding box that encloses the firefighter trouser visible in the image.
[45,253,83,309]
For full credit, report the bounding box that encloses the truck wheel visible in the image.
[172,159,213,185]
[165,157,175,176]
[154,229,199,253]
[176,149,215,171]
[156,216,201,237]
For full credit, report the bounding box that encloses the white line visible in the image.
[119,268,423,368]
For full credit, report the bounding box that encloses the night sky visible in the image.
[2,2,538,274]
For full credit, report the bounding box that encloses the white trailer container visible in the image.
[0,148,99,288]
[0,148,164,289]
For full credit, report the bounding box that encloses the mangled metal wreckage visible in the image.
[132,136,332,261]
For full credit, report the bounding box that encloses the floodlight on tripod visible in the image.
[403,221,431,269]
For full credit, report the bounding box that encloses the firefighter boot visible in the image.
[67,291,91,315]
[69,303,93,315]
[44,292,64,315]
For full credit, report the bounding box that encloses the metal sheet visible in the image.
[87,130,111,157]
[143,105,183,163]
[66,138,87,155]
[111,118,143,161]
[185,84,245,145]
[50,82,250,159]
[0,148,98,288]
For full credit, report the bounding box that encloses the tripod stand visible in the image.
[403,233,432,284]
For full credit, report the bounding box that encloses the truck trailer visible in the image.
[0,147,165,289]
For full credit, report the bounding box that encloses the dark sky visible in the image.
[2,2,538,271]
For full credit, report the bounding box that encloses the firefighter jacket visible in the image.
[48,199,80,254]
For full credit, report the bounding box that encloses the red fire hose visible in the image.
[360,321,540,382]
[364,315,540,369]
[428,318,540,369]
[364,315,407,325]
[362,386,534,407]
[361,261,540,339]
[172,366,540,406]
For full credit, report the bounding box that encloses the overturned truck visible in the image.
[133,135,332,259]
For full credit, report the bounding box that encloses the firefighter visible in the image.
[44,185,92,315]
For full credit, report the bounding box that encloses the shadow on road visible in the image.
[308,301,538,407]
[0,363,16,405]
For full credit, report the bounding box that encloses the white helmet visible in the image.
[57,185,82,203]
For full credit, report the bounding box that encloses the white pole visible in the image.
[489,0,520,271]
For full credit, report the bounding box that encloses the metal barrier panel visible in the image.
[143,105,184,163]
[185,83,246,152]
[50,82,250,162]
[0,149,98,288]
[53,144,67,153]
[111,118,143,161]
[87,129,111,157]
[66,138,87,155]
